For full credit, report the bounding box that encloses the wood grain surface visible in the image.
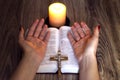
[0,0,120,80]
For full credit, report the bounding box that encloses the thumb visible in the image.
[92,25,100,39]
[84,25,100,55]
[91,25,100,49]
[19,27,25,45]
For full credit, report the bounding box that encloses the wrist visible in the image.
[23,52,43,65]
[11,52,42,80]
[79,51,97,65]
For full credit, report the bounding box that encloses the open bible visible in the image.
[37,26,79,73]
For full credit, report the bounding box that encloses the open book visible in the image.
[37,26,79,73]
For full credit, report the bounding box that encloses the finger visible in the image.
[92,25,100,40]
[88,25,100,54]
[39,25,48,40]
[25,28,29,38]
[34,18,44,37]
[67,31,76,46]
[28,19,39,36]
[74,22,85,38]
[81,22,91,35]
[19,27,25,44]
[44,31,50,44]
[71,26,80,41]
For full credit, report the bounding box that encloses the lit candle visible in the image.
[49,2,66,27]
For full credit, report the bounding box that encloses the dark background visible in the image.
[0,0,120,80]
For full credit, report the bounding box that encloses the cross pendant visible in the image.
[50,50,68,78]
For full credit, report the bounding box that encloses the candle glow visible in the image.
[49,2,66,27]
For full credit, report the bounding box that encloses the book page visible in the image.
[37,28,59,73]
[59,26,79,73]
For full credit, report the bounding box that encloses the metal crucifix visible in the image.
[50,50,68,78]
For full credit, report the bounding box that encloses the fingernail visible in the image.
[45,24,48,28]
[81,21,85,25]
[19,27,22,31]
[41,18,44,21]
[98,25,100,31]
[74,22,78,25]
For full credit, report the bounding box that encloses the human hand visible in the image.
[68,22,100,63]
[19,19,50,62]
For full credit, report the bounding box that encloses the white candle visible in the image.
[49,2,66,27]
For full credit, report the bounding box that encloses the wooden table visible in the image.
[0,0,120,80]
